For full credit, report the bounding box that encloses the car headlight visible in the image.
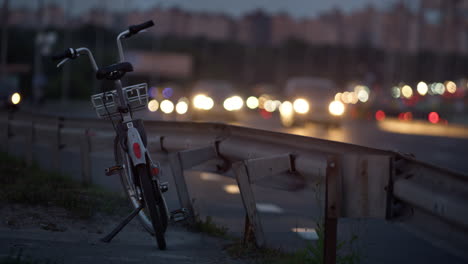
[193,94,214,110]
[160,100,174,114]
[223,95,243,111]
[329,100,345,116]
[176,101,188,115]
[293,98,309,114]
[11,92,21,105]
[279,101,293,116]
[148,99,159,112]
[246,96,259,109]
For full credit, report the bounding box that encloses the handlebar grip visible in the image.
[51,48,77,61]
[128,20,154,36]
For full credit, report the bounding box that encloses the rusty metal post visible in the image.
[324,156,340,264]
[233,161,266,247]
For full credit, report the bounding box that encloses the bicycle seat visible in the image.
[96,62,133,80]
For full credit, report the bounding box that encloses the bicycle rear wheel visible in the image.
[114,137,168,249]
[136,163,166,250]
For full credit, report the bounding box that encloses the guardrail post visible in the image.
[233,161,266,247]
[324,156,340,264]
[80,129,92,185]
[168,152,194,223]
[0,113,8,153]
[5,110,14,154]
[52,117,64,171]
[168,145,220,224]
[25,120,35,166]
[233,154,294,248]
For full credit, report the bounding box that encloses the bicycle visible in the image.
[52,20,173,250]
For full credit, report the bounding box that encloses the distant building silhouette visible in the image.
[5,1,468,54]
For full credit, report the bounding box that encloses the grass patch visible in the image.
[189,215,230,239]
[225,223,361,264]
[225,241,310,264]
[0,152,129,219]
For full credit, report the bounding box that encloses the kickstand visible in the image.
[101,204,143,243]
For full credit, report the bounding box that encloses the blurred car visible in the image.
[281,77,345,127]
[190,80,244,122]
[0,75,22,109]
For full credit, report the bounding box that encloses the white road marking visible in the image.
[223,184,240,194]
[256,203,284,214]
[292,227,319,240]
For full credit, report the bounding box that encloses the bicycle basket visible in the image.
[91,83,148,119]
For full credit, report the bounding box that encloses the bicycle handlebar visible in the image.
[52,20,154,70]
[51,48,77,61]
[126,20,154,38]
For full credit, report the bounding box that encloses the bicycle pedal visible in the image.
[105,165,123,176]
[159,182,169,193]
[170,208,188,223]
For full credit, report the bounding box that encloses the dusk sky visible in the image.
[10,0,403,18]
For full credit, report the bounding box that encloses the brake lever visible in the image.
[56,58,69,68]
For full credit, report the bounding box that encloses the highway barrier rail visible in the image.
[1,110,467,263]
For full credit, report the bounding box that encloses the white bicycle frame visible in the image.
[56,29,148,166]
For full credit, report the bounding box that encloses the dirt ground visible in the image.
[0,203,247,264]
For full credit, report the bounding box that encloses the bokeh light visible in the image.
[246,96,259,109]
[147,99,159,112]
[403,112,413,121]
[148,86,158,98]
[264,100,277,112]
[431,83,445,95]
[357,90,369,103]
[279,101,293,115]
[160,100,174,114]
[223,96,244,111]
[350,92,359,104]
[354,85,370,103]
[401,85,413,98]
[335,93,342,102]
[162,87,173,99]
[341,92,350,104]
[417,81,428,96]
[293,98,309,114]
[11,93,21,105]
[176,98,188,114]
[428,112,440,124]
[258,94,271,109]
[446,81,456,94]
[375,110,386,121]
[391,86,401,98]
[193,94,214,110]
[329,101,345,116]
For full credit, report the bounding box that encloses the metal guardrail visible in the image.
[1,110,467,262]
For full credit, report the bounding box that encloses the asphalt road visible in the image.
[12,103,468,263]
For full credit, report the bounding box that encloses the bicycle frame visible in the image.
[55,29,148,166]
